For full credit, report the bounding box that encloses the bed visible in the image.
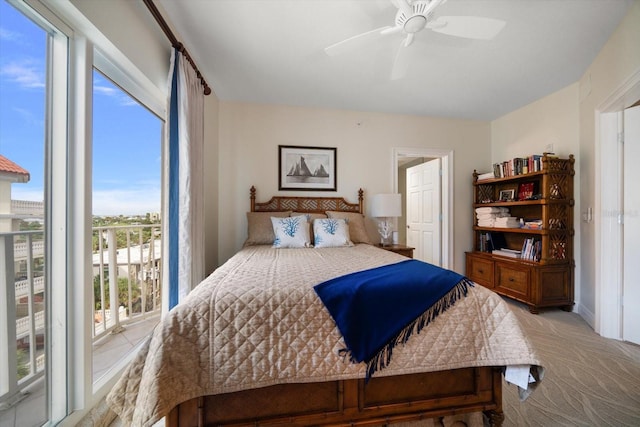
[107,187,543,427]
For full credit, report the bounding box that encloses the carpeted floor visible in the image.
[502,299,640,426]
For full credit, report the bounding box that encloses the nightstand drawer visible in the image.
[495,263,530,299]
[467,256,494,287]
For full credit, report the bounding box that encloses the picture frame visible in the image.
[517,181,536,201]
[278,145,337,191]
[499,189,515,201]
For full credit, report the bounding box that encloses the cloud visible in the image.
[10,187,44,202]
[93,85,117,96]
[0,27,24,43]
[94,84,139,107]
[12,107,44,126]
[0,60,45,88]
[92,188,161,216]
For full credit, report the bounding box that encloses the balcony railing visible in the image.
[10,200,45,217]
[0,224,162,409]
[92,224,162,340]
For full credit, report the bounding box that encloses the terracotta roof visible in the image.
[0,155,30,182]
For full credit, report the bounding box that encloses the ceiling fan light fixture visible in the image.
[395,0,440,34]
[404,15,427,33]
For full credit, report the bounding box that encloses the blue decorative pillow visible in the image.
[292,212,327,246]
[271,215,311,248]
[313,218,353,248]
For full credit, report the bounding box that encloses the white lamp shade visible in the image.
[370,193,402,218]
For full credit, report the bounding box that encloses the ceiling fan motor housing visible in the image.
[395,0,441,33]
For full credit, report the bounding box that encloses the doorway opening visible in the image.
[596,68,640,343]
[392,148,453,269]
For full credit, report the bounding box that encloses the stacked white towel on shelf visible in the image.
[475,207,510,227]
[494,216,521,228]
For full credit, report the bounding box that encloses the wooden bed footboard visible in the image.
[167,366,504,426]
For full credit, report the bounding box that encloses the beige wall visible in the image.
[490,84,580,162]
[490,1,640,321]
[576,1,640,321]
[204,95,220,274]
[216,102,491,272]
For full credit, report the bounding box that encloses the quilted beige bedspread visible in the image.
[107,244,542,426]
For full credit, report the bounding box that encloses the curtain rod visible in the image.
[143,0,212,96]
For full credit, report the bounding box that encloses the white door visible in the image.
[623,105,640,345]
[406,159,441,265]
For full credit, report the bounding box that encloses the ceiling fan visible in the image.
[324,0,506,80]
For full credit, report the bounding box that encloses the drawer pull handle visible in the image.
[509,277,515,282]
[478,269,484,274]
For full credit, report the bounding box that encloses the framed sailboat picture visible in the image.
[279,145,337,191]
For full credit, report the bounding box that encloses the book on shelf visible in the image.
[520,237,541,261]
[517,182,536,201]
[477,171,495,181]
[486,232,506,252]
[479,232,488,252]
[492,249,521,258]
[522,219,543,229]
[500,248,522,254]
[492,153,547,178]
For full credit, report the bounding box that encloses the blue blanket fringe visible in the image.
[361,278,473,381]
[314,259,473,382]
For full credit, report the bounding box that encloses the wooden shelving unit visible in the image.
[465,154,575,313]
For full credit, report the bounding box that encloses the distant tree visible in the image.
[17,349,29,379]
[93,273,140,311]
[18,220,43,231]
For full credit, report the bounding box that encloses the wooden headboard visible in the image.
[250,186,364,214]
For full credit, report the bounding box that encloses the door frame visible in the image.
[392,147,453,270]
[596,68,640,339]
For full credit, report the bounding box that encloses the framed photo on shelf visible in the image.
[278,145,337,191]
[499,189,515,201]
[517,182,536,201]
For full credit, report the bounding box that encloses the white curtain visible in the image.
[163,48,205,311]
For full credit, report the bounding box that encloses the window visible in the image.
[1,0,166,424]
[91,69,162,384]
[0,0,69,424]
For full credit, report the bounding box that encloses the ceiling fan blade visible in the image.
[429,16,506,40]
[380,25,404,36]
[393,0,414,19]
[390,39,411,81]
[403,33,415,47]
[324,26,391,56]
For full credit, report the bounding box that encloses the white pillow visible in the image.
[271,215,311,248]
[313,218,353,248]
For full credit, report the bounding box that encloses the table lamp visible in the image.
[370,193,402,246]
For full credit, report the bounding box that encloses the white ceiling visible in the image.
[157,0,632,121]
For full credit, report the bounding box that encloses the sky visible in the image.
[0,0,162,216]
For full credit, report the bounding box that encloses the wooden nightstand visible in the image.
[377,244,414,259]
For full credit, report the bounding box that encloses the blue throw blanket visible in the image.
[314,259,473,381]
